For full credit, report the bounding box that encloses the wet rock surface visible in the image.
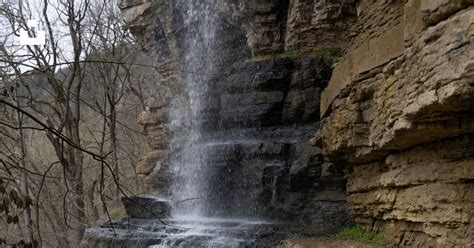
[83,1,358,247]
[117,2,355,205]
[174,126,352,227]
[81,217,328,248]
[122,196,171,219]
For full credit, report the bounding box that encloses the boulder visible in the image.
[121,196,171,219]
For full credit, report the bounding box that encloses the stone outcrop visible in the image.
[73,1,474,247]
[101,0,474,247]
[116,0,474,246]
[119,0,185,193]
[318,0,474,246]
[347,136,474,247]
[280,237,379,248]
[117,0,357,228]
[121,196,171,219]
[193,55,352,225]
[245,0,290,55]
[285,0,357,51]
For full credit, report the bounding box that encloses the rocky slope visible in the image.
[318,0,474,246]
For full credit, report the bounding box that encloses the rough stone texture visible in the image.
[116,1,474,246]
[115,0,357,228]
[348,136,474,247]
[319,1,474,246]
[245,0,291,55]
[117,1,180,197]
[117,0,355,187]
[279,237,378,248]
[285,0,357,51]
[121,196,171,219]
[172,55,353,226]
[80,218,331,248]
[134,150,166,176]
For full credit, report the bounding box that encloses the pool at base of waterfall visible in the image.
[81,215,327,248]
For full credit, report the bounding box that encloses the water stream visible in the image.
[160,2,291,245]
[82,1,338,247]
[170,0,219,217]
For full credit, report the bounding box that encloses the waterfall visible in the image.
[170,0,219,217]
[82,1,357,246]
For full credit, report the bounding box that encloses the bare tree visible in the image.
[0,0,154,246]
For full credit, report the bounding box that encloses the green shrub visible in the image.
[109,206,126,219]
[339,226,387,246]
[312,47,342,57]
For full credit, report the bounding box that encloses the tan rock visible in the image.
[285,0,357,51]
[135,150,168,176]
[318,2,474,247]
[279,237,378,248]
[137,109,167,125]
[321,5,474,162]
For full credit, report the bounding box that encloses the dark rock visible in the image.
[121,196,171,219]
[84,1,358,247]
[320,162,336,180]
[154,18,170,61]
[288,143,323,191]
[81,217,328,248]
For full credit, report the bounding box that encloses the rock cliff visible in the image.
[118,0,356,227]
[116,0,473,246]
[318,0,474,246]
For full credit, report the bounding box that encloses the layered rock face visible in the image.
[118,0,473,246]
[118,0,357,226]
[318,0,474,246]
[285,0,356,51]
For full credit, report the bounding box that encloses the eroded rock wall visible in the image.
[348,136,474,246]
[285,0,357,51]
[318,0,474,246]
[118,0,357,226]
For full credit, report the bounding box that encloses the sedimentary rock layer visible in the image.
[117,0,357,227]
[319,0,474,246]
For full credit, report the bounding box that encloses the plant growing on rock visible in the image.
[339,226,387,246]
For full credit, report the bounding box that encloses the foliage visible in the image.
[0,0,150,246]
[312,46,342,58]
[280,50,301,60]
[339,226,387,246]
[109,206,126,220]
[0,179,38,247]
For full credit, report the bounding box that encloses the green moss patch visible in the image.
[252,47,342,67]
[339,226,387,246]
[109,206,126,220]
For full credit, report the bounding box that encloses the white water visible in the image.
[146,216,269,248]
[169,0,219,217]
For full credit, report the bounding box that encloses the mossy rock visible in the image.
[338,226,387,246]
[252,47,342,67]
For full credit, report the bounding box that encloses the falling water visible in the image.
[170,0,219,217]
[82,2,346,246]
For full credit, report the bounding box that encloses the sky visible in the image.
[1,0,71,68]
[0,0,120,72]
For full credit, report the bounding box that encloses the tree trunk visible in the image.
[110,102,120,199]
[15,91,34,242]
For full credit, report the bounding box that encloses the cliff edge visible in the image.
[318,1,474,246]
